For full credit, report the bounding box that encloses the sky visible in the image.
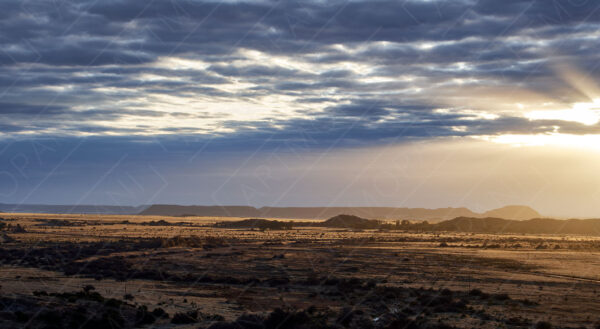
[1,0,600,217]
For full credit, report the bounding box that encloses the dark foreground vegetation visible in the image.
[0,281,559,329]
[0,233,597,328]
[0,287,169,329]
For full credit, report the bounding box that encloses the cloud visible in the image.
[0,0,599,146]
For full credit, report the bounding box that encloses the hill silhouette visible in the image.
[481,205,540,220]
[214,215,600,236]
[257,206,478,220]
[319,214,383,229]
[430,217,600,235]
[214,215,384,230]
[140,205,540,220]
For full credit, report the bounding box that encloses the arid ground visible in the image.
[0,213,599,328]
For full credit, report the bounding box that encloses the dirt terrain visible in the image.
[0,213,599,328]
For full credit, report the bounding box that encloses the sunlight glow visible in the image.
[525,99,600,125]
[482,133,600,151]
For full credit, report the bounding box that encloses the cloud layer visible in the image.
[1,0,600,142]
[2,0,600,211]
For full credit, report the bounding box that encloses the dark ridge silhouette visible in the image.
[318,214,383,229]
[215,215,383,230]
[257,206,479,220]
[212,215,383,230]
[140,205,541,220]
[214,215,600,236]
[429,217,600,235]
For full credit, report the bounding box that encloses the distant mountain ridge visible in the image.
[139,204,541,220]
[258,206,478,220]
[0,202,542,220]
[0,203,146,215]
[139,205,260,217]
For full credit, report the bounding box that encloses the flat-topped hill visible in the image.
[481,205,541,220]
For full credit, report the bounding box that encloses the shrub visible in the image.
[535,321,552,329]
[440,288,453,296]
[14,311,30,322]
[493,293,511,301]
[83,285,95,293]
[235,314,264,329]
[264,308,310,329]
[136,309,154,326]
[171,310,198,324]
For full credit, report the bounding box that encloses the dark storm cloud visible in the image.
[0,102,68,115]
[208,64,307,79]
[326,103,390,119]
[2,0,598,65]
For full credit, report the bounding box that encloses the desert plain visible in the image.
[0,213,599,329]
